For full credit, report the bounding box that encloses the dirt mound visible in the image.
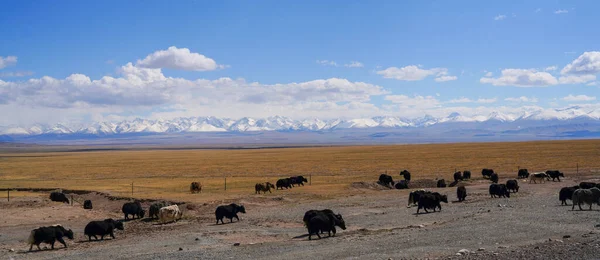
[407,179,438,189]
[351,181,393,190]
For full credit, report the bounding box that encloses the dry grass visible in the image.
[1,139,599,201]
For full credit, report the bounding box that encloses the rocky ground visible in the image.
[1,176,600,260]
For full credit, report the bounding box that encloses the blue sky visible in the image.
[1,0,599,126]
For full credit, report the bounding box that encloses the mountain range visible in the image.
[2,106,600,145]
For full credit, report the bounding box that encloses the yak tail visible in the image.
[27,230,35,245]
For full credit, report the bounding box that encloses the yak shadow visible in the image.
[77,238,115,244]
[141,218,156,223]
[211,221,240,226]
[292,233,337,240]
[17,247,68,254]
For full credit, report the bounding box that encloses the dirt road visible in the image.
[1,177,600,260]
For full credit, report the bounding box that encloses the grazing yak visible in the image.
[462,170,471,180]
[481,168,494,179]
[545,170,564,182]
[159,205,183,224]
[518,169,530,179]
[453,171,463,182]
[457,186,467,202]
[190,182,202,193]
[529,172,548,184]
[572,187,600,211]
[489,183,510,198]
[417,192,448,214]
[290,176,308,187]
[378,174,394,187]
[276,178,293,190]
[571,187,600,210]
[559,186,580,206]
[394,180,409,189]
[83,200,93,209]
[122,201,145,220]
[27,224,74,251]
[408,189,431,207]
[436,179,447,188]
[506,179,519,193]
[579,182,598,189]
[490,173,499,183]
[215,203,246,224]
[149,202,168,219]
[49,192,69,204]
[303,209,335,226]
[305,211,346,240]
[400,170,411,183]
[84,219,124,241]
[255,182,275,194]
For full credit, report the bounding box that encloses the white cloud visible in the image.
[494,15,506,21]
[480,68,558,87]
[0,63,388,120]
[136,46,221,71]
[554,9,568,14]
[434,75,457,82]
[561,52,600,75]
[377,65,451,81]
[558,75,596,84]
[562,94,596,102]
[385,95,441,109]
[0,56,17,69]
[484,72,493,77]
[316,60,338,67]
[545,66,557,71]
[448,97,472,103]
[0,71,33,78]
[535,8,542,13]
[447,97,496,104]
[344,61,364,68]
[587,82,597,86]
[476,98,497,104]
[505,96,539,103]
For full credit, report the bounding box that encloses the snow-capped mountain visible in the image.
[2,106,600,137]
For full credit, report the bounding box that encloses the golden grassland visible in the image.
[1,139,599,202]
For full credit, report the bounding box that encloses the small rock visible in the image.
[555,240,564,243]
[498,245,508,249]
[178,248,183,251]
[9,248,14,252]
[534,246,540,249]
[418,224,425,228]
[233,243,240,246]
[493,253,498,256]
[595,224,600,228]
[458,249,470,255]
[563,235,571,239]
[477,248,485,251]
[456,253,462,256]
[195,238,199,241]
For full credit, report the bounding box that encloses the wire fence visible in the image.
[2,164,600,201]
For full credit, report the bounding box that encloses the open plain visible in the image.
[1,140,600,259]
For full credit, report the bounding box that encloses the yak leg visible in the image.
[29,243,34,251]
[579,202,583,211]
[57,237,67,248]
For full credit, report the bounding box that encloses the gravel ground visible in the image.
[2,178,600,260]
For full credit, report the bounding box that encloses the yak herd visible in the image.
[26,167,597,252]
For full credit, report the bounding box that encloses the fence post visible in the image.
[309,174,312,185]
[224,177,227,191]
[7,189,9,202]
